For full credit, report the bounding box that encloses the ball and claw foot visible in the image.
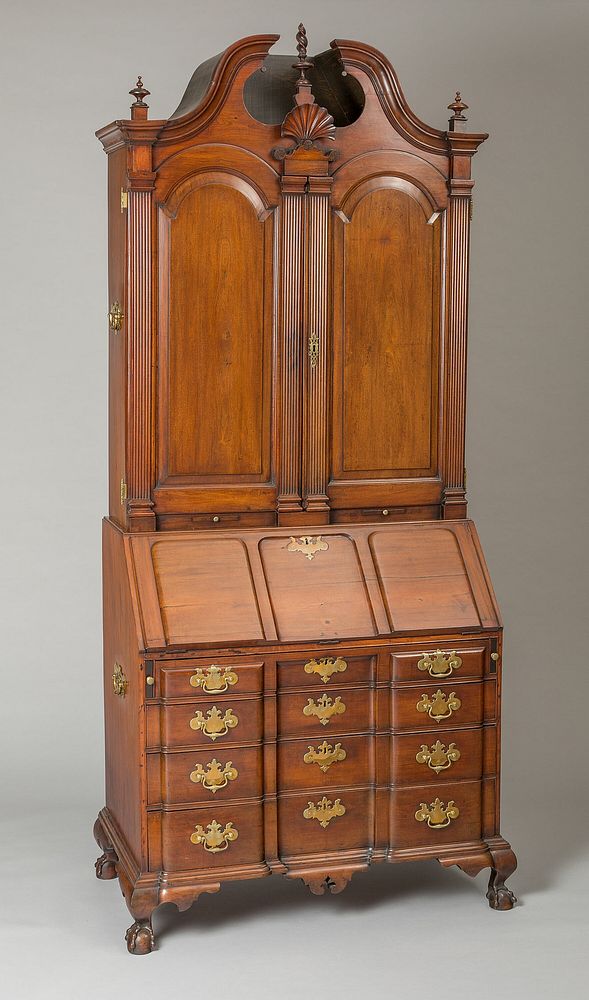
[95,851,118,880]
[487,875,517,910]
[126,918,155,955]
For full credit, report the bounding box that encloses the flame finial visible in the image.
[292,23,314,103]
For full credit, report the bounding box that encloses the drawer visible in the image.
[277,735,373,792]
[391,645,485,683]
[391,779,482,849]
[161,802,263,872]
[392,681,494,731]
[392,728,483,785]
[155,698,263,749]
[277,654,374,690]
[278,787,373,858]
[148,746,263,805]
[278,687,373,738]
[158,660,263,700]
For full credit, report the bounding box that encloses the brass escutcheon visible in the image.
[108,301,124,332]
[303,693,346,726]
[190,758,238,793]
[189,664,238,694]
[303,796,346,828]
[303,740,347,773]
[190,820,238,852]
[190,706,239,741]
[304,656,347,684]
[287,535,329,560]
[415,797,460,829]
[415,740,461,773]
[417,650,462,678]
[416,689,461,722]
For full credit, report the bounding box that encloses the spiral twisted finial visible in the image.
[296,23,308,62]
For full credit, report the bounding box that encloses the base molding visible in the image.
[95,810,518,952]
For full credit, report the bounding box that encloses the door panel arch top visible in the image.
[330,182,442,511]
[156,174,277,516]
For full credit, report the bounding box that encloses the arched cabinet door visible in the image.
[329,176,442,516]
[155,168,277,523]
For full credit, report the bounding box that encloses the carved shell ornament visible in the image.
[272,23,337,161]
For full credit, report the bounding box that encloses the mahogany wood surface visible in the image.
[96,27,516,953]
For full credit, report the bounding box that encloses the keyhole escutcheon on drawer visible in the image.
[303,694,346,726]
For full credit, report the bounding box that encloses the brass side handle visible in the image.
[303,694,346,726]
[108,301,124,332]
[303,740,347,773]
[417,650,462,678]
[112,662,127,698]
[189,664,238,694]
[190,820,238,852]
[190,706,238,741]
[415,740,461,773]
[190,758,238,793]
[416,689,461,722]
[304,656,347,684]
[415,798,460,829]
[303,796,346,828]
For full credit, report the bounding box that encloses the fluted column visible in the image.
[277,177,305,515]
[303,177,331,516]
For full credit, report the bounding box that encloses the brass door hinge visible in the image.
[120,189,128,211]
[469,200,473,221]
[120,477,128,505]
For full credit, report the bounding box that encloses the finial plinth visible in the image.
[130,76,150,119]
[448,91,468,131]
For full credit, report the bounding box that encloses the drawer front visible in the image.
[391,645,485,683]
[158,698,263,749]
[392,728,483,785]
[391,779,481,849]
[278,788,373,857]
[159,660,263,700]
[148,746,263,805]
[278,688,373,738]
[161,802,264,872]
[277,735,373,792]
[277,654,374,690]
[392,682,488,731]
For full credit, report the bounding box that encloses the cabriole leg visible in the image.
[487,843,518,910]
[93,815,118,880]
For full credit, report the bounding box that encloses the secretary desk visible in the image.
[94,25,517,953]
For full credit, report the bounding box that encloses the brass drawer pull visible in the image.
[189,665,238,694]
[415,797,460,829]
[303,796,346,828]
[303,740,347,772]
[190,758,238,793]
[415,740,461,773]
[417,650,462,678]
[304,656,347,684]
[416,689,461,722]
[190,820,238,852]
[303,694,346,726]
[190,706,238,740]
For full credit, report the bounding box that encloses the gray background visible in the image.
[1,0,587,995]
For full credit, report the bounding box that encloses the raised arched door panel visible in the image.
[329,176,442,516]
[155,169,277,524]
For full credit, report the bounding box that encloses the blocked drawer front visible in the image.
[158,660,263,699]
[392,727,484,785]
[391,779,482,849]
[278,688,372,738]
[156,698,263,749]
[161,802,264,872]
[392,681,493,731]
[278,788,373,858]
[148,746,263,805]
[277,734,373,792]
[391,645,485,683]
[277,654,374,690]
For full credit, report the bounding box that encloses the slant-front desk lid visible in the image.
[119,520,500,651]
